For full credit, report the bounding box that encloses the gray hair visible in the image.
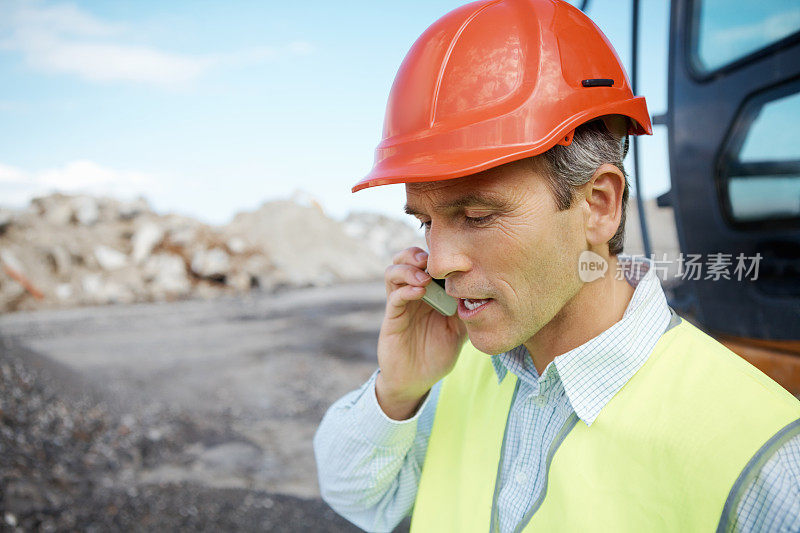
[535,120,630,255]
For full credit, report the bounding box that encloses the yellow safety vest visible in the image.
[410,319,800,532]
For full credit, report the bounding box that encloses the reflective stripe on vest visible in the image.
[410,320,800,532]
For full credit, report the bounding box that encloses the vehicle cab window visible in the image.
[722,87,800,225]
[692,0,800,73]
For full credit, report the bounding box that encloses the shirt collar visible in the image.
[490,256,672,426]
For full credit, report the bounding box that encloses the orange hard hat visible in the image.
[352,0,652,193]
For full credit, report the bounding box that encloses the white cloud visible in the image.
[0,0,313,88]
[207,41,315,70]
[2,1,121,40]
[0,160,164,207]
[31,40,212,85]
[0,163,28,185]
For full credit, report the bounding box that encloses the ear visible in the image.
[582,163,626,251]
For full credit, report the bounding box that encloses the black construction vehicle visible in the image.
[600,0,800,392]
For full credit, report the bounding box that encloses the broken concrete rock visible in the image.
[73,196,100,226]
[227,237,247,255]
[94,245,127,271]
[46,245,72,276]
[43,200,74,226]
[163,216,204,248]
[226,271,254,291]
[132,222,165,265]
[144,254,191,296]
[80,274,102,302]
[117,197,151,220]
[190,248,231,280]
[55,283,73,301]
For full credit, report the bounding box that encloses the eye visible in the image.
[418,219,431,231]
[465,214,495,226]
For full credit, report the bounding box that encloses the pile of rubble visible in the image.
[0,194,423,313]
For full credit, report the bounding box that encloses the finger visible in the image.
[392,247,428,268]
[385,264,431,292]
[386,284,427,318]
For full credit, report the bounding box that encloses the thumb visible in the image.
[445,314,468,339]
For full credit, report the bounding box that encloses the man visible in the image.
[314,1,800,531]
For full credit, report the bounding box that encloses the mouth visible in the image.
[458,298,493,319]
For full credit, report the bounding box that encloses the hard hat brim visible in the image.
[352,101,652,193]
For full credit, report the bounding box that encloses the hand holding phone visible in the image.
[376,247,466,420]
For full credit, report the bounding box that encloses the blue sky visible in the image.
[0,0,670,225]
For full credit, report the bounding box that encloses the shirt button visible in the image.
[515,471,527,484]
[534,395,547,407]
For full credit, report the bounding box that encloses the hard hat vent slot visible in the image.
[582,78,615,87]
[557,130,575,146]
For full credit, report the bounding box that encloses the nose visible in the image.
[425,224,471,280]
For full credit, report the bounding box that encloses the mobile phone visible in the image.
[422,276,458,316]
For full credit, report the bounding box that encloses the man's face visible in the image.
[405,159,587,355]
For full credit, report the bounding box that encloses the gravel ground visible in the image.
[0,338,375,531]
